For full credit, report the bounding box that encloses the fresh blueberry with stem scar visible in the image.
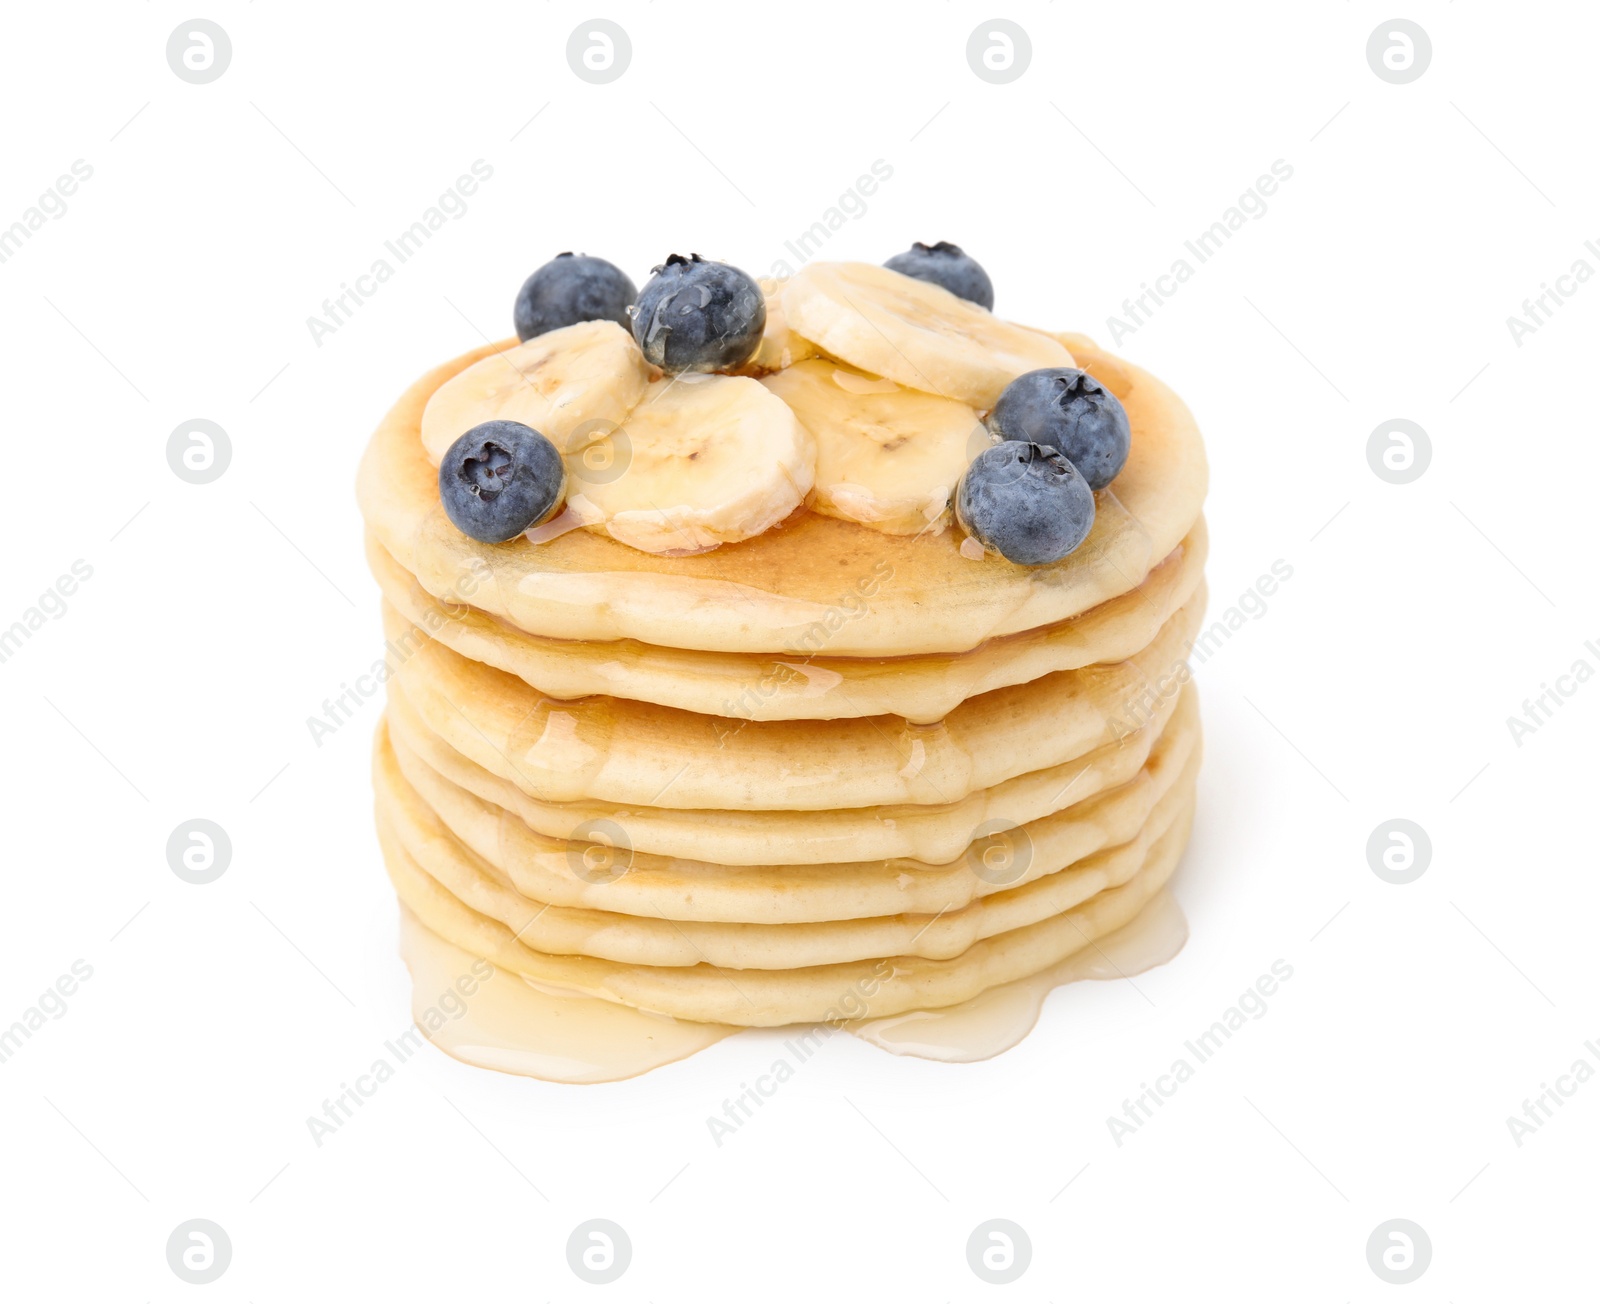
[513,253,637,342]
[439,421,567,543]
[631,254,766,373]
[956,441,1095,565]
[987,367,1130,491]
[883,241,995,310]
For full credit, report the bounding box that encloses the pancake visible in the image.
[379,590,1202,811]
[355,338,1208,655]
[378,796,1194,1026]
[365,518,1207,724]
[377,739,1194,969]
[375,704,1199,923]
[384,679,1197,866]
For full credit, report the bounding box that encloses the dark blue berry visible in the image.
[438,421,566,543]
[883,241,994,310]
[956,441,1095,565]
[514,253,636,342]
[987,368,1129,491]
[631,254,766,373]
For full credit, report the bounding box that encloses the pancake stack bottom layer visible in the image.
[358,338,1208,1080]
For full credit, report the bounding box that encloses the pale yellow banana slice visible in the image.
[571,374,815,553]
[418,320,650,466]
[762,359,982,535]
[781,261,1073,407]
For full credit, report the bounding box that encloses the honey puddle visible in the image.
[846,889,1187,1061]
[397,908,733,1083]
[398,890,1186,1083]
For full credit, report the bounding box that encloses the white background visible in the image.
[2,1,1596,1298]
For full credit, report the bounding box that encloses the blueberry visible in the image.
[956,441,1095,566]
[438,421,566,543]
[883,241,994,310]
[513,253,636,342]
[987,368,1130,491]
[631,254,766,373]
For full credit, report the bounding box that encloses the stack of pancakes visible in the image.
[356,335,1208,1035]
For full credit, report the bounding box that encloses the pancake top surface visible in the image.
[358,320,1207,657]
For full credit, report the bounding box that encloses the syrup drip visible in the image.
[396,890,1187,1083]
[397,908,734,1083]
[846,889,1187,1061]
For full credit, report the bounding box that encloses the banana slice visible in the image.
[571,374,815,553]
[740,281,821,374]
[418,320,650,466]
[781,261,1073,408]
[762,360,981,535]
